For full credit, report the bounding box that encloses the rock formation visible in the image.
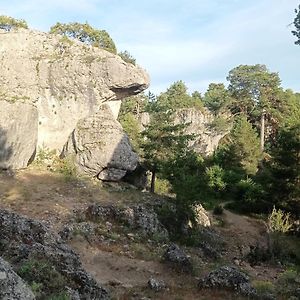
[0,28,149,178]
[0,257,35,300]
[62,104,138,181]
[174,108,228,156]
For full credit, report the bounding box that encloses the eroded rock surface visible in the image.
[0,257,35,300]
[163,244,192,272]
[0,101,38,170]
[62,104,138,180]
[0,28,149,172]
[0,209,109,299]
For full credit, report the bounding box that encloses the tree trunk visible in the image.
[260,111,265,152]
[150,169,156,193]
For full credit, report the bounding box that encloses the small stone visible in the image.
[148,278,166,292]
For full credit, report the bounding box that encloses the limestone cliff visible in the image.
[0,28,149,176]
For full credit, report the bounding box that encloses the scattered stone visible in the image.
[163,244,192,272]
[148,278,166,292]
[198,266,257,297]
[0,257,35,300]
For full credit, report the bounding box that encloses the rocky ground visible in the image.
[0,168,299,300]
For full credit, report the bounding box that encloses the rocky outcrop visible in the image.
[85,203,169,240]
[0,28,149,176]
[163,244,192,272]
[137,108,228,156]
[62,104,138,181]
[0,257,35,300]
[198,266,257,297]
[0,101,38,170]
[174,108,228,156]
[0,209,109,299]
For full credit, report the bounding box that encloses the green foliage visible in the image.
[252,280,275,295]
[268,207,293,233]
[34,147,57,165]
[292,5,300,45]
[231,116,261,175]
[203,83,231,115]
[119,112,141,153]
[118,50,136,65]
[55,156,78,181]
[213,204,224,215]
[49,22,116,53]
[17,259,69,299]
[205,165,226,191]
[157,81,204,111]
[0,15,28,31]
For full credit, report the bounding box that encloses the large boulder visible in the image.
[0,209,109,299]
[0,257,35,300]
[0,28,149,153]
[198,266,257,297]
[0,101,38,170]
[62,104,138,181]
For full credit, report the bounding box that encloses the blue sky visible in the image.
[1,0,299,95]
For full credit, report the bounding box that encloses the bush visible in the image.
[268,206,293,233]
[0,15,28,31]
[50,22,117,53]
[213,204,223,215]
[17,259,69,298]
[118,50,136,65]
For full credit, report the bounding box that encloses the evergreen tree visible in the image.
[292,4,300,45]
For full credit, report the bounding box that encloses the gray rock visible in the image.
[174,108,229,156]
[118,205,169,239]
[0,257,35,300]
[198,266,257,297]
[0,29,149,152]
[85,203,169,240]
[163,244,192,272]
[62,104,138,181]
[0,101,38,170]
[0,209,109,299]
[148,278,166,291]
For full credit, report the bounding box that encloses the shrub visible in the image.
[118,50,136,65]
[268,207,293,233]
[213,204,223,215]
[0,15,28,31]
[17,259,68,298]
[50,22,116,53]
[252,280,275,295]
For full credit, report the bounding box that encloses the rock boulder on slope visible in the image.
[62,104,138,181]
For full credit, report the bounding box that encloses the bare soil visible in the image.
[0,169,285,299]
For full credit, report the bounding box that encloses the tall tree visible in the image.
[203,83,231,116]
[292,4,300,45]
[227,64,282,151]
[141,101,193,193]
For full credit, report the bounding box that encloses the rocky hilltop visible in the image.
[0,28,149,179]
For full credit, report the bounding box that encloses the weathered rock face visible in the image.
[0,209,109,299]
[0,28,149,171]
[192,204,211,227]
[0,101,38,169]
[138,108,228,156]
[163,244,192,272]
[174,108,228,156]
[0,257,35,300]
[62,104,138,181]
